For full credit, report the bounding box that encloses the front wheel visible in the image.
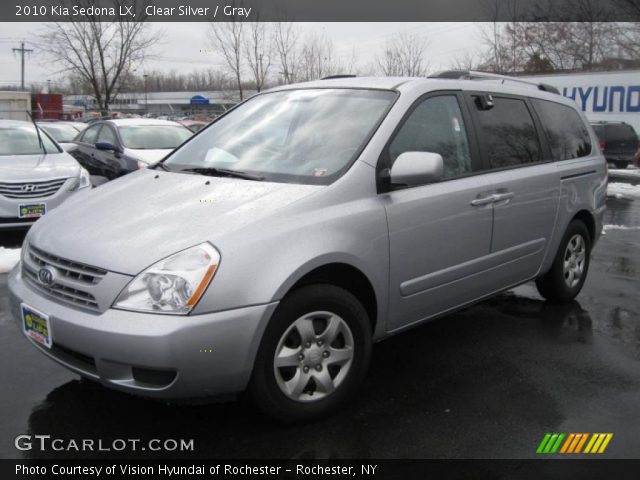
[535,220,591,303]
[249,284,372,423]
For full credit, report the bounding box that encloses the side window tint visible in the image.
[533,99,592,160]
[389,95,472,179]
[81,125,100,144]
[474,97,541,168]
[96,126,117,144]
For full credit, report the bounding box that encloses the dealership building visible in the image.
[64,90,247,117]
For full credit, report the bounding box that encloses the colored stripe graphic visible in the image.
[537,433,565,454]
[538,433,613,454]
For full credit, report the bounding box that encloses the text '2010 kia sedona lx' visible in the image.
[9,72,607,422]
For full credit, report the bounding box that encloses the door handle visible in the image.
[471,195,496,206]
[471,192,515,206]
[492,192,515,202]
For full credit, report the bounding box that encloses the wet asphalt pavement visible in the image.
[1,192,639,460]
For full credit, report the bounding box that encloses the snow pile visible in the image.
[608,168,640,181]
[0,247,21,273]
[603,224,640,231]
[607,182,640,199]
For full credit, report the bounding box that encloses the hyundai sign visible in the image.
[521,70,640,133]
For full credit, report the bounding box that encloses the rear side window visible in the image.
[473,97,542,168]
[533,99,592,160]
[389,95,472,179]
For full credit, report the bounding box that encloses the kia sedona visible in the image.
[9,73,607,422]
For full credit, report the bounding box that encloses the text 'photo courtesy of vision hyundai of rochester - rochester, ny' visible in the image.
[9,72,607,422]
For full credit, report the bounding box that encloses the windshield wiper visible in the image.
[27,112,47,155]
[180,167,265,181]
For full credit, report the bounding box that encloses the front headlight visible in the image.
[68,167,91,191]
[113,243,220,314]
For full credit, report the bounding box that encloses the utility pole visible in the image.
[12,41,33,90]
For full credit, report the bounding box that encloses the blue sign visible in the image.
[190,95,210,105]
[563,85,640,113]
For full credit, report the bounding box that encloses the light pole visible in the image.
[143,74,149,116]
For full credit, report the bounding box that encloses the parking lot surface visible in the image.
[1,187,639,459]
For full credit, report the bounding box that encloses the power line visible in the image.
[12,41,33,90]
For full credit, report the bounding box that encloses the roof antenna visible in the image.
[26,111,47,155]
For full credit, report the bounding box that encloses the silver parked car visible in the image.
[36,121,87,153]
[9,73,607,422]
[0,120,91,229]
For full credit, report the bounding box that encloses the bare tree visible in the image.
[376,32,429,77]
[210,17,245,100]
[274,22,300,84]
[297,33,339,81]
[39,0,158,114]
[450,51,485,71]
[244,22,272,92]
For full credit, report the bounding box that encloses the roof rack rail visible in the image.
[428,70,560,95]
[321,74,357,80]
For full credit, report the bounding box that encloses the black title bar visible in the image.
[5,0,640,22]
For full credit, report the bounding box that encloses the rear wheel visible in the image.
[536,220,591,303]
[249,284,372,423]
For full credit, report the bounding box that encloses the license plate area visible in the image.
[18,204,47,219]
[21,303,52,349]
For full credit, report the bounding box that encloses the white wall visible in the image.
[520,70,640,134]
[0,91,31,121]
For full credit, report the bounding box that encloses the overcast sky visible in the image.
[0,22,480,89]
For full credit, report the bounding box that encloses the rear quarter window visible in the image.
[532,99,592,160]
[472,96,542,168]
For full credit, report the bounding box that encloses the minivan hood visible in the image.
[0,152,80,181]
[28,169,323,275]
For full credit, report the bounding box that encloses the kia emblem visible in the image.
[37,267,56,286]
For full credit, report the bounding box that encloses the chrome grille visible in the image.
[22,244,106,311]
[0,178,67,199]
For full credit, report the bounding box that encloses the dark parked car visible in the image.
[69,118,193,184]
[591,121,639,169]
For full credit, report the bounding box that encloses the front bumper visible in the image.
[8,265,278,399]
[0,182,85,230]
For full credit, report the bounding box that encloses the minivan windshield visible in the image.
[163,88,397,184]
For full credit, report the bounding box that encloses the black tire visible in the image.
[613,161,629,169]
[249,284,372,423]
[535,220,591,303]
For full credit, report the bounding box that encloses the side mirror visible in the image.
[95,141,118,152]
[390,152,444,187]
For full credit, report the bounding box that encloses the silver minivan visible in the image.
[9,73,607,422]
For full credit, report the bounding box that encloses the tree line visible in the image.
[13,0,639,114]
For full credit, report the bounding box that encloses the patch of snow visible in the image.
[603,224,640,231]
[0,247,21,273]
[607,182,640,199]
[608,168,640,180]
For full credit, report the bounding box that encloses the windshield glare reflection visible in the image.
[164,88,396,184]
